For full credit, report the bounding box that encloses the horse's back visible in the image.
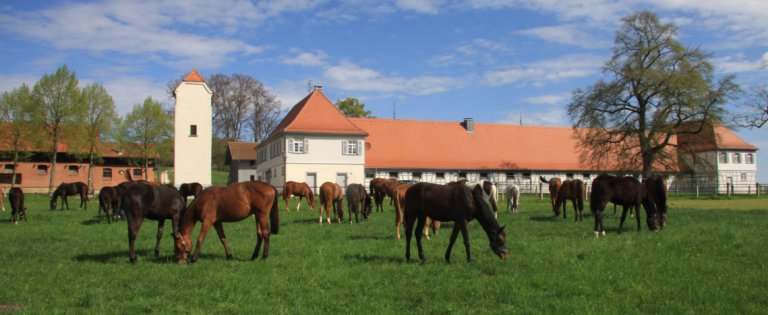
[405,183,472,221]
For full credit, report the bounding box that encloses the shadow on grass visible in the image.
[80,218,119,225]
[343,254,403,264]
[348,234,391,241]
[291,218,322,224]
[73,249,201,265]
[528,215,560,222]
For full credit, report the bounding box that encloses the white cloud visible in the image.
[395,0,445,14]
[484,54,604,86]
[499,107,567,126]
[0,74,38,94]
[281,50,328,67]
[522,94,568,105]
[713,55,765,74]
[516,24,609,48]
[323,61,460,95]
[101,76,167,115]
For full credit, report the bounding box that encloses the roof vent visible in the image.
[314,85,323,90]
[463,118,474,133]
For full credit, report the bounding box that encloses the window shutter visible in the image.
[287,138,294,153]
[304,138,309,154]
[342,140,348,155]
[357,140,363,155]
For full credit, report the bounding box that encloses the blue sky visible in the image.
[1,0,766,181]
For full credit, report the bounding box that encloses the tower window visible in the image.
[190,125,197,137]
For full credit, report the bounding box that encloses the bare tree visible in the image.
[568,11,738,178]
[248,84,281,142]
[734,85,768,128]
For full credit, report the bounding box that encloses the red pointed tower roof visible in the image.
[182,69,205,82]
[265,88,367,142]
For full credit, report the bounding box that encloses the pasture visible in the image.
[0,192,766,313]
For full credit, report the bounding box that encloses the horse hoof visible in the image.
[601,231,606,237]
[594,232,599,238]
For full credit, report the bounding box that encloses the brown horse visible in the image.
[1,187,5,212]
[282,181,316,211]
[345,183,371,223]
[9,188,26,224]
[644,175,668,229]
[393,183,411,239]
[319,182,344,224]
[50,182,89,210]
[98,186,119,224]
[540,176,562,208]
[404,182,508,263]
[554,179,586,221]
[174,181,280,263]
[590,174,658,237]
[179,182,203,205]
[369,178,398,212]
[122,182,185,264]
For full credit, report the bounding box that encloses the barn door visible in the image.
[306,172,317,194]
[336,173,348,190]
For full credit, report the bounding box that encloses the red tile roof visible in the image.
[678,123,758,152]
[227,141,258,160]
[182,69,205,83]
[265,88,368,142]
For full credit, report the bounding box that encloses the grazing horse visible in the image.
[345,184,372,223]
[504,184,520,214]
[8,188,26,224]
[1,187,5,212]
[455,180,499,218]
[174,181,280,263]
[554,179,586,221]
[122,182,185,264]
[590,174,658,237]
[50,182,89,210]
[319,182,344,224]
[97,186,120,224]
[540,176,562,208]
[404,183,508,263]
[179,182,203,205]
[644,175,668,229]
[393,183,411,239]
[282,181,316,211]
[369,178,398,212]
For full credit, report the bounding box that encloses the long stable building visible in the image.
[250,88,758,194]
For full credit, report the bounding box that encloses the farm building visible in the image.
[226,141,258,184]
[253,88,759,194]
[0,125,156,193]
[173,69,212,187]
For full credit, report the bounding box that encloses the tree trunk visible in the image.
[48,129,59,196]
[10,147,19,189]
[88,150,95,196]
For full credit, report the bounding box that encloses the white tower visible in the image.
[174,69,212,187]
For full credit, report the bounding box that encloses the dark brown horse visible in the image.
[179,182,203,205]
[319,182,344,224]
[9,188,26,224]
[50,182,89,210]
[404,182,508,263]
[174,181,280,263]
[369,178,398,212]
[282,181,316,211]
[644,175,668,229]
[590,174,658,237]
[1,187,5,213]
[122,182,185,264]
[540,176,562,208]
[345,183,371,223]
[554,179,586,221]
[98,186,119,224]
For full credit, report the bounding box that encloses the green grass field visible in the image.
[0,193,766,313]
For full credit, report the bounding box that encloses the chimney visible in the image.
[463,117,474,133]
[314,85,323,90]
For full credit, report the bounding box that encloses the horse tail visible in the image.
[654,177,668,213]
[270,185,280,234]
[576,181,584,211]
[539,176,548,184]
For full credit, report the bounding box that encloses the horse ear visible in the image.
[499,225,506,233]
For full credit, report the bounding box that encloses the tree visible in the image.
[71,83,118,193]
[734,85,768,128]
[120,97,173,180]
[0,84,35,188]
[567,11,738,178]
[31,65,81,194]
[248,84,281,142]
[336,97,373,118]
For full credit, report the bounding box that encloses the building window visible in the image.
[582,173,591,179]
[37,165,48,175]
[133,169,142,177]
[103,168,112,180]
[718,152,728,164]
[342,140,360,155]
[746,153,754,164]
[365,172,374,179]
[190,125,197,137]
[479,172,488,180]
[733,153,742,164]
[458,172,467,179]
[257,148,267,163]
[522,172,532,180]
[566,173,574,179]
[436,172,445,179]
[288,138,306,154]
[741,173,747,181]
[505,172,515,180]
[3,164,14,174]
[250,175,255,181]
[68,165,79,176]
[389,172,399,179]
[413,172,422,180]
[249,160,256,167]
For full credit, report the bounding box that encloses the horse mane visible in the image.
[469,186,502,238]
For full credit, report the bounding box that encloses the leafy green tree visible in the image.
[567,11,738,177]
[336,97,374,118]
[71,83,118,192]
[120,97,173,180]
[0,84,35,188]
[31,65,81,194]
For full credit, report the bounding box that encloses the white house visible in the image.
[173,69,212,187]
[255,87,368,191]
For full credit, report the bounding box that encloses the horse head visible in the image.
[173,232,191,264]
[490,225,509,260]
[362,194,372,218]
[49,194,58,210]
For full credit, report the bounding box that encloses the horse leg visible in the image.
[414,217,427,263]
[444,221,462,263]
[128,216,144,264]
[154,220,165,257]
[190,220,214,263]
[252,217,271,260]
[404,213,416,260]
[618,206,629,233]
[593,207,603,238]
[213,222,233,259]
[461,221,472,263]
[634,205,641,231]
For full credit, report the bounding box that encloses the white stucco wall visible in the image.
[174,81,212,187]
